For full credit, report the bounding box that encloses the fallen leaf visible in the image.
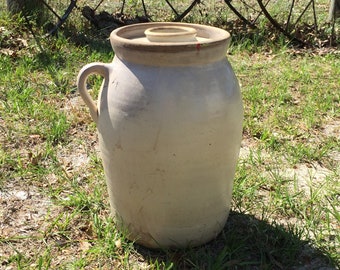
[115,239,122,249]
[79,241,92,252]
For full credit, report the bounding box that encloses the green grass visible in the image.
[0,3,339,269]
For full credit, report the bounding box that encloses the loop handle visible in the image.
[77,62,111,123]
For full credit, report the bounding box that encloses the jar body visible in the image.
[96,55,243,248]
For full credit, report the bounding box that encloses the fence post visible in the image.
[328,0,340,22]
[6,0,48,26]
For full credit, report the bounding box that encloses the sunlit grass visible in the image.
[0,3,339,269]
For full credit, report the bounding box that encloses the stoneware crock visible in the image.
[77,22,243,248]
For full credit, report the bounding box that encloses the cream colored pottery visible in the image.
[77,22,243,248]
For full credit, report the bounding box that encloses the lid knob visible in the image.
[144,26,197,42]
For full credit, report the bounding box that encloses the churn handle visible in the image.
[77,62,111,123]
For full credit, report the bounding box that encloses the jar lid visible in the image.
[110,22,231,66]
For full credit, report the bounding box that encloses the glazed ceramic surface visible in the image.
[77,22,243,248]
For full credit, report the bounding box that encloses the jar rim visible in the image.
[110,22,230,48]
[109,22,231,66]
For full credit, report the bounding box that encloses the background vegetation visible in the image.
[0,1,339,269]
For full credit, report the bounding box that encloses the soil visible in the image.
[0,22,339,269]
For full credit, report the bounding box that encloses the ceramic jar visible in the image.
[77,22,243,248]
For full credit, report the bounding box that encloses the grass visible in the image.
[0,2,339,269]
